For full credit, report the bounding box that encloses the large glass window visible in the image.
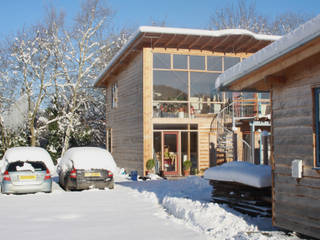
[153,71,188,101]
[152,52,246,119]
[190,72,219,101]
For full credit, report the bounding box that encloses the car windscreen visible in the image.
[7,161,47,172]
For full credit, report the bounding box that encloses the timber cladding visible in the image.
[272,58,320,239]
[106,53,144,175]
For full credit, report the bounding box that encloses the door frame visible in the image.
[162,131,180,176]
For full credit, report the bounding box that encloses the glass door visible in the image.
[163,132,179,175]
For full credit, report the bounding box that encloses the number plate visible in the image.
[19,175,36,180]
[85,172,101,177]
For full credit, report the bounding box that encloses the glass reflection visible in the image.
[153,71,188,101]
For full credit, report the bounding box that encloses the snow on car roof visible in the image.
[59,147,117,173]
[1,147,55,173]
[204,161,271,188]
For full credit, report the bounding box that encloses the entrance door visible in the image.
[163,132,179,175]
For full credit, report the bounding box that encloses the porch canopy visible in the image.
[94,26,280,87]
[215,15,320,91]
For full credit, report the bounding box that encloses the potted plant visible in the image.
[183,160,192,176]
[146,159,155,175]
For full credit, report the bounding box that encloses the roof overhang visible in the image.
[216,15,320,92]
[94,26,280,87]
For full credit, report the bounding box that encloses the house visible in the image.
[94,26,279,177]
[216,15,320,239]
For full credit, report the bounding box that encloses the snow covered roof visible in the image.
[95,26,280,87]
[216,14,320,90]
[59,147,117,173]
[204,161,271,188]
[1,147,55,174]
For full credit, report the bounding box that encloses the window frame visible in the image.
[111,82,118,109]
[106,128,112,153]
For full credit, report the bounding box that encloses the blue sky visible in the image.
[0,0,319,38]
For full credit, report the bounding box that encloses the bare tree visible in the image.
[54,0,116,154]
[0,0,130,158]
[271,12,312,35]
[9,31,49,146]
[209,0,311,34]
[209,0,269,34]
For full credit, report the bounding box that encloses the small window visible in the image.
[153,53,171,69]
[315,88,320,167]
[224,57,241,70]
[107,128,112,153]
[207,56,222,71]
[173,54,188,69]
[190,56,205,70]
[111,82,118,109]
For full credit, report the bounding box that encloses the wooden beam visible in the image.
[163,34,176,48]
[200,37,215,50]
[212,36,231,52]
[246,41,262,52]
[150,34,162,47]
[229,35,245,52]
[235,37,255,52]
[143,48,153,176]
[188,36,202,49]
[176,35,191,49]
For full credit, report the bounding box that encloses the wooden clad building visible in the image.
[94,26,279,177]
[216,16,320,239]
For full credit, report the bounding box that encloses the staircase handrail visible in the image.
[210,101,252,162]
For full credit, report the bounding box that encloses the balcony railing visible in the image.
[152,98,270,120]
[153,102,225,118]
[233,99,270,120]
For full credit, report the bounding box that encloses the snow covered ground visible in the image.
[0,174,303,240]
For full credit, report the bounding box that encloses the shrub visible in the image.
[146,159,155,170]
[183,160,192,170]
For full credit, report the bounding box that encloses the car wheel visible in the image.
[64,181,70,191]
[108,180,114,189]
[62,175,70,191]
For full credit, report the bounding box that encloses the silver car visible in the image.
[0,147,53,194]
[1,161,52,194]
